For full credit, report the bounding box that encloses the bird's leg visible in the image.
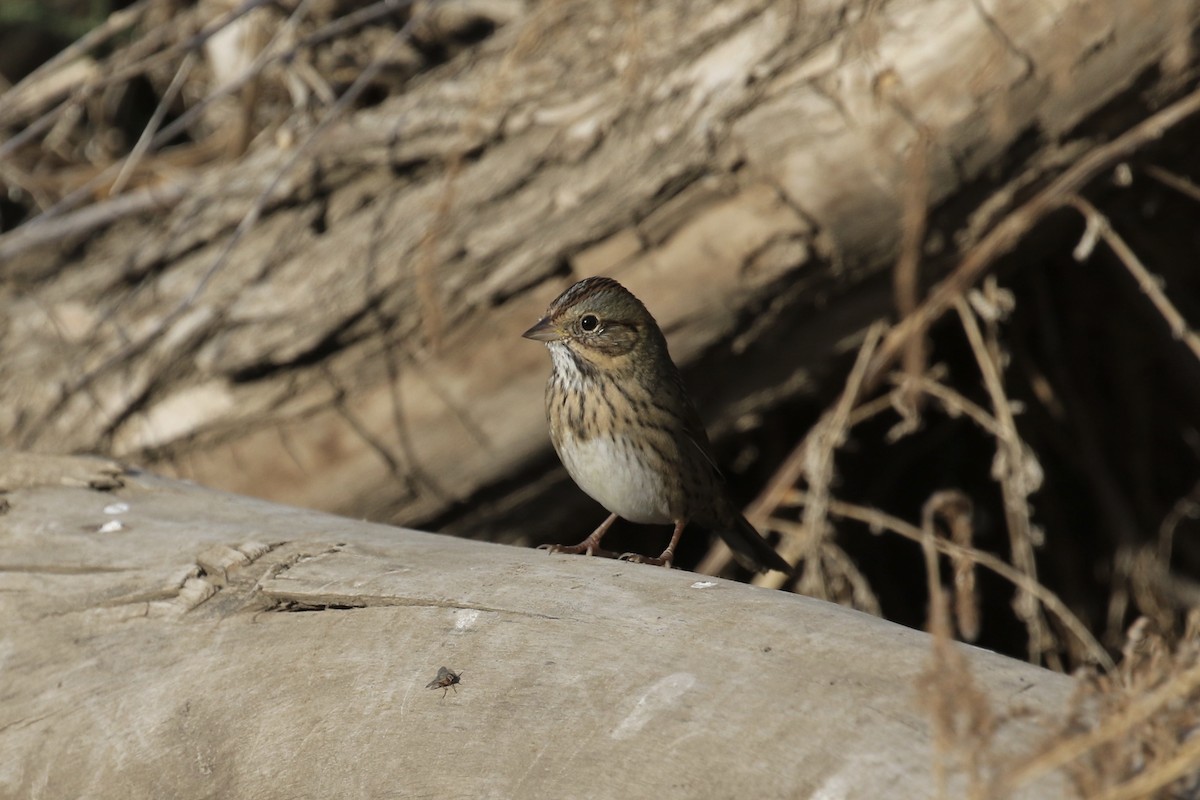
[539,512,621,559]
[620,519,687,568]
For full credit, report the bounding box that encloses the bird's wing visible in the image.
[685,428,723,479]
[668,370,724,481]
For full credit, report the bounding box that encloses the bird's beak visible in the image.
[522,316,560,342]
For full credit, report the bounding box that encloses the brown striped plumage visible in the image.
[522,276,791,573]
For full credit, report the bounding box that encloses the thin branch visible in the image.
[806,493,1113,671]
[109,52,197,197]
[863,84,1200,391]
[893,140,931,420]
[0,0,331,252]
[954,295,1053,667]
[1144,163,1200,205]
[23,15,424,441]
[0,0,151,120]
[741,322,886,589]
[890,372,1004,439]
[1067,195,1200,365]
[0,0,276,163]
[1000,662,1200,792]
[0,181,189,263]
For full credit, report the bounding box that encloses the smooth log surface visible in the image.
[1,454,1075,798]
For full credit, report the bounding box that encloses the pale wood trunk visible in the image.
[1,0,1196,535]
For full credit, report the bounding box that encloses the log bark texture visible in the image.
[0,454,1077,798]
[1,0,1196,531]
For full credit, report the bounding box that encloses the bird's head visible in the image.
[522,277,663,373]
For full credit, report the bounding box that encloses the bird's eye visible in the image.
[580,314,600,332]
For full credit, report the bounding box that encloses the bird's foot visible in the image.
[618,549,674,569]
[538,540,619,559]
[539,513,621,560]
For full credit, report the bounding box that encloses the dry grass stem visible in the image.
[862,83,1200,392]
[1003,659,1200,795]
[1088,732,1200,800]
[747,322,887,590]
[941,493,981,642]
[889,371,1004,440]
[953,295,1053,667]
[1157,479,1200,565]
[794,491,1113,670]
[21,13,425,446]
[1,1,151,109]
[1144,163,1200,205]
[916,491,995,800]
[893,141,931,423]
[0,0,420,238]
[0,181,189,262]
[921,495,955,800]
[108,51,198,197]
[1067,196,1200,365]
[764,517,881,613]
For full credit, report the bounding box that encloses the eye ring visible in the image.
[580,314,600,332]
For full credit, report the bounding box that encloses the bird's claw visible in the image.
[618,551,674,569]
[538,542,620,560]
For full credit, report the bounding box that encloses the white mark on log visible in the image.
[454,609,481,630]
[103,502,129,514]
[812,753,911,799]
[690,581,718,589]
[610,672,697,740]
[511,738,555,794]
[811,771,852,800]
[97,520,124,533]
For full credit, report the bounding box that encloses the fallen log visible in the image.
[1,454,1076,798]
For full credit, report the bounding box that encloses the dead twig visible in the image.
[1000,661,1200,794]
[799,492,1113,670]
[1144,163,1200,205]
[936,491,981,643]
[916,490,994,800]
[738,322,886,589]
[1067,195,1200,365]
[0,0,274,163]
[954,294,1054,667]
[892,140,931,429]
[889,371,1004,440]
[109,51,198,197]
[0,0,151,116]
[862,84,1200,391]
[22,15,424,445]
[0,181,189,263]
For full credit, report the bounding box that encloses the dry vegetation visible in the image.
[0,0,505,258]
[3,1,1200,796]
[725,98,1200,798]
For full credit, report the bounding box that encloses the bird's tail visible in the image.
[718,513,793,574]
